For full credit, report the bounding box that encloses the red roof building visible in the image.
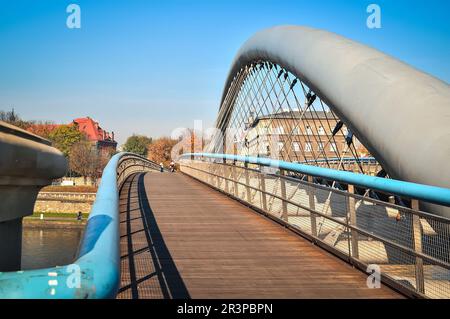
[73,117,117,153]
[25,116,117,154]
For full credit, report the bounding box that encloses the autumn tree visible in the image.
[169,129,206,162]
[147,137,178,166]
[69,141,113,185]
[0,109,30,129]
[123,134,152,156]
[26,121,57,139]
[48,124,85,157]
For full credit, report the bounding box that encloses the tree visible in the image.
[69,141,96,184]
[69,141,114,185]
[48,124,85,157]
[26,121,57,139]
[0,109,30,129]
[123,134,152,156]
[147,137,178,166]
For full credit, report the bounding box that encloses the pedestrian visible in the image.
[160,162,164,173]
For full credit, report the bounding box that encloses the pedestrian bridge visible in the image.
[117,170,400,299]
[0,26,449,299]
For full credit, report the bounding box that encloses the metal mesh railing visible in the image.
[180,159,450,299]
[117,154,161,187]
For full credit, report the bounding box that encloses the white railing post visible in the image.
[244,163,252,203]
[307,176,318,238]
[232,165,239,198]
[215,164,220,189]
[260,173,268,212]
[280,170,288,222]
[224,165,230,193]
[347,184,359,259]
[411,199,425,294]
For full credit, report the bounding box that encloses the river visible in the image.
[22,226,84,270]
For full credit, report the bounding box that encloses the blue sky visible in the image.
[0,0,449,144]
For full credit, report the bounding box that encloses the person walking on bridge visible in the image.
[159,162,164,173]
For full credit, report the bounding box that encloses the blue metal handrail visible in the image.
[0,153,142,299]
[181,153,450,207]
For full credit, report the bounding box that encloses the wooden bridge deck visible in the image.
[117,171,402,299]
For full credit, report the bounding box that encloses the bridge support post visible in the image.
[411,199,425,294]
[280,170,288,222]
[347,184,359,259]
[218,164,225,189]
[0,216,23,271]
[307,176,318,238]
[232,165,239,198]
[214,164,220,189]
[259,173,268,212]
[224,165,230,193]
[0,122,67,271]
[244,163,252,203]
[209,161,214,186]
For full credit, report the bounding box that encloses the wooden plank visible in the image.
[117,171,402,299]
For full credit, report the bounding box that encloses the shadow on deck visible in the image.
[117,172,402,299]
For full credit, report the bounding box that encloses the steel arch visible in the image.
[216,25,450,216]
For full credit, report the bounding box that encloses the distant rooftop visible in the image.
[73,117,115,142]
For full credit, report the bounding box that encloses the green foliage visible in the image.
[123,134,152,156]
[48,124,85,157]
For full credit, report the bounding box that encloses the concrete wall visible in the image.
[34,200,92,214]
[33,192,95,214]
[61,177,100,186]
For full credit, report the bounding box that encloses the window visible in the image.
[292,127,300,135]
[330,143,337,152]
[318,126,325,135]
[275,126,285,134]
[259,127,268,135]
[265,144,270,155]
[293,142,301,152]
[305,142,312,152]
[318,143,324,151]
[278,142,284,150]
[306,125,313,135]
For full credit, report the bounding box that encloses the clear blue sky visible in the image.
[0,0,449,145]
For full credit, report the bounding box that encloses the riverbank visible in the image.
[24,213,88,229]
[24,219,86,229]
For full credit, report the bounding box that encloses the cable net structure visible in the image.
[213,61,383,176]
[206,26,450,219]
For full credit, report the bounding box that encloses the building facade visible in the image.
[26,116,118,154]
[236,110,378,174]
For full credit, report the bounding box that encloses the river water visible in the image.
[22,227,84,270]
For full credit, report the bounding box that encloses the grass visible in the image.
[26,212,90,219]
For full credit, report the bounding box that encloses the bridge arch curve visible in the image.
[217,25,450,197]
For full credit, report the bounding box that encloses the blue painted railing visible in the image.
[182,153,450,207]
[0,153,133,299]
